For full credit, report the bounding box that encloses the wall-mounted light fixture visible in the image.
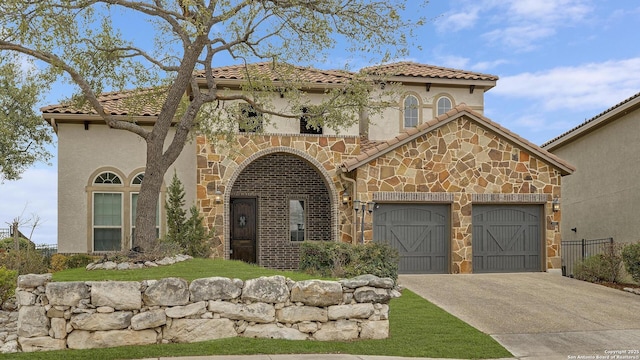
[552,197,560,212]
[214,181,223,204]
[341,190,351,205]
[354,199,376,244]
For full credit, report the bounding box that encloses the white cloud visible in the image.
[0,166,57,245]
[483,25,555,52]
[472,59,509,71]
[435,55,470,69]
[434,8,480,33]
[438,0,593,51]
[492,58,640,111]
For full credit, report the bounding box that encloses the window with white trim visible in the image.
[437,96,452,116]
[93,172,123,251]
[403,95,419,128]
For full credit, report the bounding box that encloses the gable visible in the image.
[341,105,574,176]
[543,92,640,151]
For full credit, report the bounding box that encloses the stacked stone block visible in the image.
[15,273,400,353]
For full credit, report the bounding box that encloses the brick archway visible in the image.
[224,147,339,268]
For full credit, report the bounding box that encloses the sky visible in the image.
[1,0,640,246]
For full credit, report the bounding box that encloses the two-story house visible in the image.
[43,62,574,274]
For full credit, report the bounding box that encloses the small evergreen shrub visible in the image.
[0,266,18,306]
[182,205,213,258]
[300,241,399,280]
[165,171,187,246]
[49,253,69,272]
[622,242,640,283]
[164,173,214,258]
[66,254,95,269]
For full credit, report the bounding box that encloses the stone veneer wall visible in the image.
[196,134,361,260]
[355,117,563,273]
[15,273,398,352]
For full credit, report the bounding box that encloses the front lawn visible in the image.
[11,259,511,360]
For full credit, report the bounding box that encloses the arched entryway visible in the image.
[226,150,336,270]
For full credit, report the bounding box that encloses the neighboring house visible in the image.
[542,92,640,248]
[43,62,574,274]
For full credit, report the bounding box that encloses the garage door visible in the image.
[373,204,449,274]
[472,205,543,273]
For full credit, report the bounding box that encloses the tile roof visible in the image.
[195,62,354,85]
[361,62,499,81]
[41,62,498,116]
[542,91,640,150]
[41,87,165,116]
[341,104,574,175]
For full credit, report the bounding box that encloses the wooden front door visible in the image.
[230,198,257,263]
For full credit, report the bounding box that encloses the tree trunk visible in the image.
[134,136,167,252]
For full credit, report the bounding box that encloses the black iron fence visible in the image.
[561,237,613,277]
[35,244,58,257]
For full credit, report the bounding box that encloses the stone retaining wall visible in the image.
[16,273,400,352]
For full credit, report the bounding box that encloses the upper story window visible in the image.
[95,172,122,184]
[300,107,323,135]
[437,96,452,116]
[403,95,419,128]
[239,104,263,133]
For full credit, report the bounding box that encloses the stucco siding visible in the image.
[57,123,196,253]
[551,110,640,244]
[367,84,485,141]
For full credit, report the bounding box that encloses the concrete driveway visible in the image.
[399,273,640,360]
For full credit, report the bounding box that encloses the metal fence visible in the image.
[35,244,58,257]
[0,228,10,239]
[561,238,613,277]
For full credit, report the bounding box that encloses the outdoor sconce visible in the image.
[552,197,560,212]
[214,182,223,204]
[354,199,376,244]
[341,190,351,205]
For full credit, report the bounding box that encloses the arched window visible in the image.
[94,172,122,184]
[132,173,144,185]
[437,96,452,116]
[403,95,419,128]
[92,172,123,251]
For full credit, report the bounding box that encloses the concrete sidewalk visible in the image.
[399,273,640,360]
[142,355,516,360]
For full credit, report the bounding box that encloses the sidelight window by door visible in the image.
[290,199,305,241]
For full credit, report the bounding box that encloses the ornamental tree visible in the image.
[0,0,423,251]
[0,54,53,181]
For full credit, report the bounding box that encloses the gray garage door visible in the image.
[373,204,449,274]
[472,205,543,273]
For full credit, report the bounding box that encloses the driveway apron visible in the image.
[399,273,640,360]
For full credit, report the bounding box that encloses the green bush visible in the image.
[0,266,18,306]
[49,253,69,272]
[66,254,95,269]
[622,242,640,283]
[182,205,214,258]
[0,248,49,275]
[573,242,623,283]
[0,237,34,251]
[300,241,399,280]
